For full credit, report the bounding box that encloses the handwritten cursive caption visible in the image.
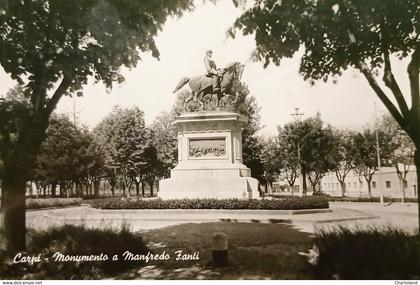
[13,250,200,265]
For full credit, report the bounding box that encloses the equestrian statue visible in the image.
[173,50,245,110]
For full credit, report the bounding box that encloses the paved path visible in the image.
[26,202,419,234]
[320,202,419,233]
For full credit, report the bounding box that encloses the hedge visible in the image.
[312,226,420,279]
[26,198,83,210]
[90,196,329,210]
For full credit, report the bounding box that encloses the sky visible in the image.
[0,0,410,135]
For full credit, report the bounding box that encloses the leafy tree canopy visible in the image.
[33,114,104,188]
[0,0,194,91]
[0,0,195,177]
[231,0,420,141]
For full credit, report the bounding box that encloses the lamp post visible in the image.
[374,102,384,206]
[291,108,304,197]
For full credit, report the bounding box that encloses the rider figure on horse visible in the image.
[204,50,222,92]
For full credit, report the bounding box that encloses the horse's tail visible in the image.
[173,77,189,93]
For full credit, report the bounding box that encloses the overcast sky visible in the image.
[0,0,410,135]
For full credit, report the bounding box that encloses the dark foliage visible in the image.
[90,197,329,210]
[0,225,148,279]
[313,226,420,279]
[26,198,83,210]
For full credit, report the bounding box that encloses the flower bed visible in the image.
[90,196,329,210]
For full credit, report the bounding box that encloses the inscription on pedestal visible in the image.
[188,137,226,158]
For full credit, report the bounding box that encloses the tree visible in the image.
[231,0,420,225]
[260,136,281,194]
[276,125,299,194]
[300,116,339,194]
[0,0,194,253]
[93,109,119,197]
[235,87,265,185]
[33,114,78,197]
[31,114,104,198]
[353,129,394,197]
[75,128,105,198]
[277,114,339,195]
[277,121,305,194]
[381,114,416,202]
[333,130,357,197]
[151,111,178,180]
[94,106,153,197]
[140,142,159,197]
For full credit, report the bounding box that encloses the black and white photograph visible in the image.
[0,0,419,283]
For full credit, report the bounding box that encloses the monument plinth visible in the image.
[158,111,259,199]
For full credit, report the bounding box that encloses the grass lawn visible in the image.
[119,222,313,280]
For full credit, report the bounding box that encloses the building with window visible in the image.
[321,166,418,198]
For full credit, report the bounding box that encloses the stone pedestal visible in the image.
[158,111,259,199]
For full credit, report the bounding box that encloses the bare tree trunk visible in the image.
[94,180,100,197]
[414,147,420,232]
[135,181,140,196]
[59,182,63,197]
[75,182,80,197]
[400,179,406,203]
[51,182,57,198]
[1,174,26,253]
[111,184,115,197]
[339,181,346,197]
[286,174,296,196]
[267,181,272,196]
[28,181,33,197]
[149,179,155,197]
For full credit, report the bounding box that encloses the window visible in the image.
[414,185,418,197]
[336,183,339,190]
[353,182,357,189]
[348,182,351,189]
[403,180,408,188]
[386,181,391,188]
[372,181,376,188]
[359,182,363,189]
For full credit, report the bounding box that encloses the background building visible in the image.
[321,166,418,198]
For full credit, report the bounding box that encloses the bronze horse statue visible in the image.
[173,62,245,110]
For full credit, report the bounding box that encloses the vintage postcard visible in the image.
[0,0,419,283]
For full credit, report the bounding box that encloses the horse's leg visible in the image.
[183,93,194,110]
[232,91,239,103]
[197,90,205,110]
[216,91,223,108]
